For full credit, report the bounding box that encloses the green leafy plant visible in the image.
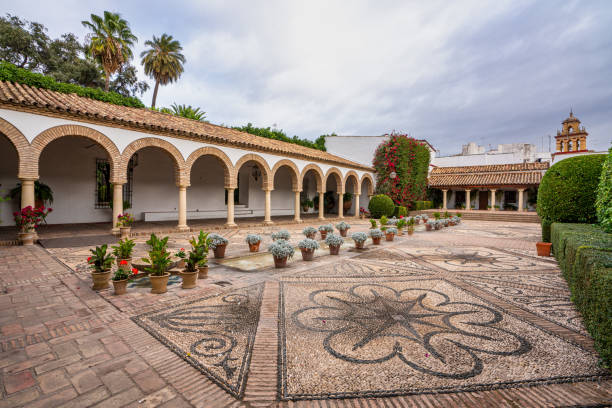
[113,261,138,281]
[433,212,441,220]
[367,194,395,218]
[297,238,319,251]
[443,211,450,219]
[232,122,327,151]
[380,215,388,232]
[456,212,462,218]
[245,233,262,245]
[186,231,209,270]
[142,233,171,276]
[87,244,114,272]
[393,206,407,217]
[111,238,135,260]
[369,219,377,229]
[414,200,433,211]
[116,213,134,227]
[396,219,406,229]
[9,180,54,205]
[174,247,186,259]
[301,198,314,208]
[595,146,612,232]
[351,232,368,243]
[342,192,353,202]
[268,239,295,259]
[324,233,344,247]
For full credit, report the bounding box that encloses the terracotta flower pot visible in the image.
[120,227,131,239]
[329,245,340,255]
[180,270,198,289]
[300,248,314,261]
[213,244,227,259]
[355,241,365,249]
[339,229,348,237]
[372,237,381,245]
[536,242,552,257]
[320,231,328,240]
[425,225,433,231]
[198,265,208,279]
[112,279,128,295]
[302,206,309,213]
[91,270,111,290]
[273,256,288,268]
[385,233,395,242]
[343,200,352,212]
[18,231,35,246]
[407,228,414,236]
[306,232,316,239]
[150,273,170,294]
[397,229,404,236]
[249,242,261,252]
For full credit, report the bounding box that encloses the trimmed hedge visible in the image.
[596,147,612,232]
[414,200,433,211]
[551,223,612,368]
[537,154,606,241]
[0,61,145,108]
[368,194,395,218]
[394,206,407,217]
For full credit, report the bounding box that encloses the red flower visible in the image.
[132,268,138,275]
[120,260,128,265]
[181,248,185,251]
[87,257,92,262]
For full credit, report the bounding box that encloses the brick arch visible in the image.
[343,170,360,195]
[0,117,32,179]
[31,124,121,182]
[271,159,301,191]
[324,167,344,193]
[186,147,235,188]
[361,173,375,195]
[120,137,187,186]
[233,153,272,190]
[300,163,324,192]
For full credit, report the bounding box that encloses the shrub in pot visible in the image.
[13,205,51,245]
[369,219,377,229]
[369,228,383,245]
[433,212,441,220]
[379,215,388,233]
[271,230,290,241]
[303,226,318,239]
[385,227,397,241]
[246,234,262,252]
[88,244,114,290]
[116,213,134,239]
[189,231,210,278]
[336,221,351,237]
[406,218,415,235]
[142,234,172,294]
[318,224,333,239]
[112,238,135,270]
[325,233,344,255]
[351,231,368,249]
[301,198,314,213]
[298,238,319,261]
[209,233,229,258]
[425,220,435,231]
[112,263,138,295]
[359,207,369,219]
[174,247,187,269]
[268,239,294,268]
[396,218,406,235]
[415,215,422,225]
[367,194,395,218]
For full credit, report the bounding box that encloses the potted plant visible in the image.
[209,233,229,258]
[369,228,383,244]
[303,226,318,239]
[142,233,172,294]
[111,238,135,270]
[396,218,406,235]
[174,248,187,269]
[87,244,114,290]
[407,218,415,235]
[117,213,134,239]
[298,238,319,261]
[13,206,51,245]
[318,224,333,239]
[425,220,435,231]
[336,221,351,237]
[433,212,441,220]
[414,215,421,225]
[189,231,210,278]
[325,233,344,255]
[443,211,450,219]
[272,230,290,241]
[422,214,429,222]
[301,198,314,213]
[359,207,369,219]
[385,227,397,241]
[246,234,262,252]
[268,239,294,268]
[112,263,138,295]
[369,219,377,229]
[9,180,54,209]
[435,220,443,230]
[343,192,353,212]
[351,231,368,249]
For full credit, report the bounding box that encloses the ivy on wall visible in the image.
[373,132,430,208]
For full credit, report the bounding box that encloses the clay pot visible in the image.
[213,244,227,259]
[372,237,382,245]
[198,265,208,279]
[425,224,433,231]
[329,245,340,255]
[320,231,328,240]
[18,231,35,246]
[112,279,128,295]
[397,229,404,236]
[343,200,352,212]
[150,273,170,294]
[339,229,348,237]
[120,227,131,239]
[355,241,365,249]
[300,248,315,261]
[385,233,395,242]
[536,242,552,257]
[273,256,288,268]
[407,228,414,236]
[91,270,111,290]
[180,270,198,289]
[249,242,261,252]
[306,232,316,239]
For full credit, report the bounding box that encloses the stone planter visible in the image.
[213,244,227,259]
[339,229,348,237]
[372,237,382,245]
[18,231,35,246]
[116,258,132,270]
[355,241,365,249]
[273,256,288,268]
[329,244,340,255]
[320,231,328,240]
[120,227,131,239]
[300,248,314,261]
[112,279,128,295]
[91,270,111,290]
[180,270,198,289]
[536,242,552,257]
[385,233,395,242]
[150,273,170,294]
[198,265,208,279]
[249,242,261,252]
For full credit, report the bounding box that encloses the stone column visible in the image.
[294,191,302,223]
[465,189,471,210]
[264,189,273,224]
[178,185,189,232]
[112,183,124,234]
[442,189,448,210]
[338,193,344,218]
[354,194,360,218]
[490,189,496,211]
[20,178,36,209]
[318,192,325,220]
[225,188,237,227]
[518,188,525,212]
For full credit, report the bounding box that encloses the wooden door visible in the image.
[479,191,488,210]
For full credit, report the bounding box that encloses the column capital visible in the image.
[19,177,38,183]
[517,187,525,192]
[178,184,189,189]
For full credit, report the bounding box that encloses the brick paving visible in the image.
[0,219,610,407]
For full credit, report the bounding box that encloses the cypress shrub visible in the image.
[368,194,395,218]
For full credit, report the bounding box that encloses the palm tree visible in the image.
[140,34,185,108]
[168,103,206,121]
[82,11,137,92]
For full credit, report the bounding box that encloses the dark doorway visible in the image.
[479,191,488,210]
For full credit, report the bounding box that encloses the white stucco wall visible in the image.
[0,136,19,226]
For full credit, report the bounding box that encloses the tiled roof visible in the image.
[0,81,372,171]
[428,162,549,188]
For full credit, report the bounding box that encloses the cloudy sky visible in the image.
[5,0,612,154]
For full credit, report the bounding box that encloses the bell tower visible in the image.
[555,110,588,152]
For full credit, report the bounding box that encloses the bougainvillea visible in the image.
[373,133,430,208]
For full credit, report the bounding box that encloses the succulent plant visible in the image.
[271,229,291,240]
[351,231,368,243]
[387,218,398,226]
[302,226,318,236]
[369,228,383,238]
[325,233,344,247]
[318,224,334,232]
[208,233,228,249]
[386,227,398,235]
[268,239,295,259]
[336,221,351,231]
[298,238,320,250]
[245,234,262,245]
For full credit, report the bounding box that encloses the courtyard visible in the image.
[1,219,610,407]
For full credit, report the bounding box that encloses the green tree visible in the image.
[595,146,612,232]
[232,123,328,151]
[168,103,206,121]
[0,14,49,70]
[82,11,137,92]
[140,33,185,108]
[109,65,149,97]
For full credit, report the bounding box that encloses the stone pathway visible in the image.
[1,220,610,407]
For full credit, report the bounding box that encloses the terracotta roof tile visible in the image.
[428,162,549,188]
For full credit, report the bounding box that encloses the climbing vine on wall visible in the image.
[373,133,430,209]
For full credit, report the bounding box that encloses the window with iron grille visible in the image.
[95,158,134,209]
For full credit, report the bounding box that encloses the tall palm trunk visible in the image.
[151,80,160,108]
[104,68,110,92]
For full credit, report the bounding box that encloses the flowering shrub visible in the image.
[325,233,344,247]
[116,213,134,227]
[336,221,351,231]
[359,207,370,217]
[298,238,319,251]
[303,226,317,236]
[13,206,52,232]
[208,233,228,249]
[246,234,262,244]
[268,239,295,259]
[175,248,187,259]
[369,228,383,238]
[111,238,135,260]
[113,266,138,281]
[271,230,290,240]
[318,224,334,232]
[351,231,368,243]
[87,244,114,272]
